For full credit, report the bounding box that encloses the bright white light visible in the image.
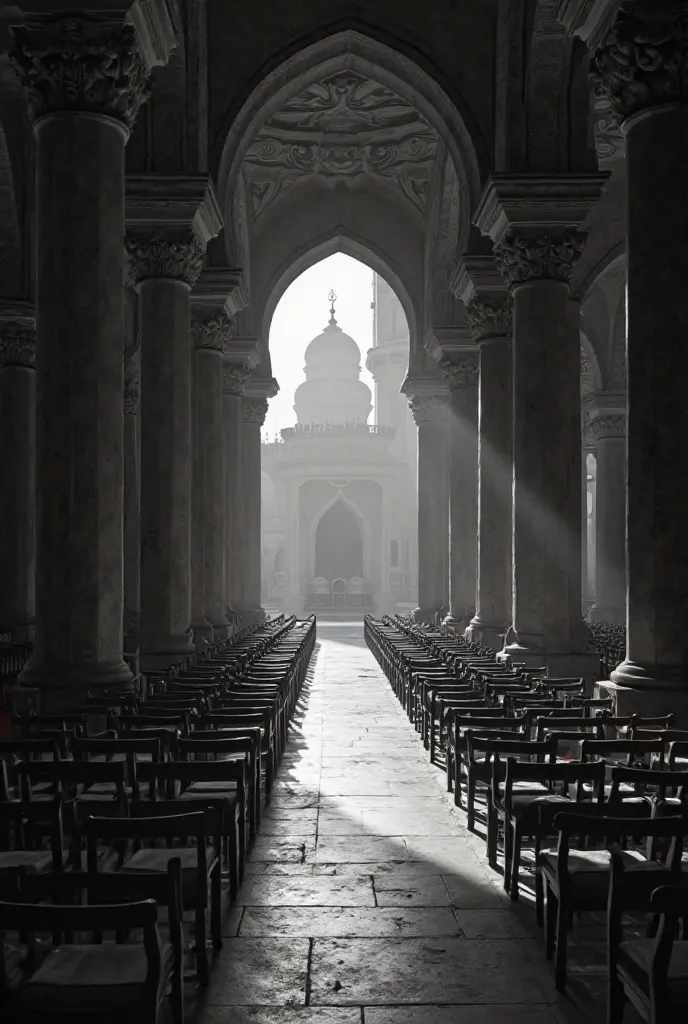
[266,254,376,437]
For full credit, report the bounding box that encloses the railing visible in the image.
[307,593,374,610]
[281,423,396,440]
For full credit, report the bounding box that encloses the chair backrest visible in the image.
[668,740,688,770]
[534,716,604,741]
[580,738,665,767]
[17,757,130,800]
[610,765,688,803]
[504,757,606,807]
[465,732,556,765]
[552,810,688,873]
[0,795,64,869]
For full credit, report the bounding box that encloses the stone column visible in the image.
[407,388,450,622]
[9,15,154,695]
[440,353,479,630]
[222,339,260,628]
[588,396,626,624]
[475,176,606,674]
[0,313,35,644]
[581,410,595,613]
[590,1,688,702]
[463,293,514,651]
[123,357,140,647]
[190,310,230,643]
[125,177,222,669]
[241,383,277,622]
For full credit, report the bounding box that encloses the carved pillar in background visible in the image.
[408,389,450,622]
[591,2,688,699]
[588,396,626,624]
[9,15,154,694]
[441,353,479,630]
[222,339,259,627]
[581,409,596,613]
[123,357,140,646]
[126,177,222,669]
[464,293,513,651]
[0,314,35,643]
[241,386,276,622]
[476,176,606,673]
[190,310,229,644]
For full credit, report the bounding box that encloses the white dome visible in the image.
[295,308,371,426]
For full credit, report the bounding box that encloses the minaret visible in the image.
[366,274,413,461]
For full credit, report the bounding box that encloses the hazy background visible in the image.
[265,253,377,438]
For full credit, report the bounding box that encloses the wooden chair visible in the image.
[0,897,175,1024]
[541,811,688,990]
[609,883,688,1024]
[496,757,606,901]
[85,806,221,985]
[0,795,64,875]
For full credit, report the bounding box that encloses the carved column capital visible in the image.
[0,318,36,369]
[9,16,150,131]
[589,412,626,441]
[242,397,269,426]
[591,1,688,123]
[222,363,251,396]
[409,393,450,426]
[494,230,587,289]
[440,352,479,390]
[191,310,231,351]
[465,295,513,341]
[123,358,139,416]
[125,230,206,287]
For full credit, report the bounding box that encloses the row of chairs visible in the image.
[0,614,317,1023]
[365,614,688,1022]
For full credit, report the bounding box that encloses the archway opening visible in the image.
[315,500,364,581]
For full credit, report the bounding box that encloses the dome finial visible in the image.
[328,289,338,326]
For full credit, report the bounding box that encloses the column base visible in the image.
[588,604,624,625]
[0,619,34,645]
[497,641,598,681]
[464,619,509,652]
[414,607,440,625]
[139,634,195,672]
[191,618,213,649]
[597,677,688,727]
[211,623,229,642]
[443,611,473,632]
[238,607,266,626]
[14,658,134,712]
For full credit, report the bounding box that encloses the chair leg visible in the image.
[171,957,184,1024]
[466,774,476,831]
[555,896,568,990]
[446,748,453,793]
[608,972,626,1024]
[508,823,522,900]
[195,903,209,985]
[535,865,544,927]
[544,884,557,961]
[454,754,463,809]
[487,802,498,870]
[210,863,223,950]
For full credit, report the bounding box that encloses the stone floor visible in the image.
[195,622,625,1024]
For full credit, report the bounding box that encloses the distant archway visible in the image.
[314,500,363,581]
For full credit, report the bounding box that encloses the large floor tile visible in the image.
[203,938,309,1006]
[239,905,461,937]
[365,1008,562,1024]
[309,937,552,1005]
[237,875,375,907]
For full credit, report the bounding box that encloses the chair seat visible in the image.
[121,845,216,902]
[0,850,54,874]
[618,938,688,1003]
[19,940,174,1014]
[541,847,670,897]
[502,793,571,821]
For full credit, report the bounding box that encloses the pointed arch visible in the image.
[308,490,373,585]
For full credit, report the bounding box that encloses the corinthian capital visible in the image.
[0,318,36,369]
[191,310,231,352]
[9,16,150,130]
[242,397,269,425]
[409,394,449,426]
[440,353,479,390]
[591,2,688,122]
[125,231,206,287]
[494,231,587,289]
[222,363,251,396]
[466,295,513,341]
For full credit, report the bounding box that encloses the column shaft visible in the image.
[444,365,478,628]
[123,365,140,644]
[223,378,246,622]
[0,319,35,643]
[470,333,512,648]
[591,433,625,624]
[137,277,195,663]
[411,397,449,620]
[241,399,267,620]
[26,112,131,689]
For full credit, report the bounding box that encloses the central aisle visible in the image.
[202,622,577,1024]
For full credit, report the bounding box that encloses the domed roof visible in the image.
[295,290,371,426]
[304,294,361,378]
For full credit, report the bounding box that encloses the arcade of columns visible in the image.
[0,2,686,717]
